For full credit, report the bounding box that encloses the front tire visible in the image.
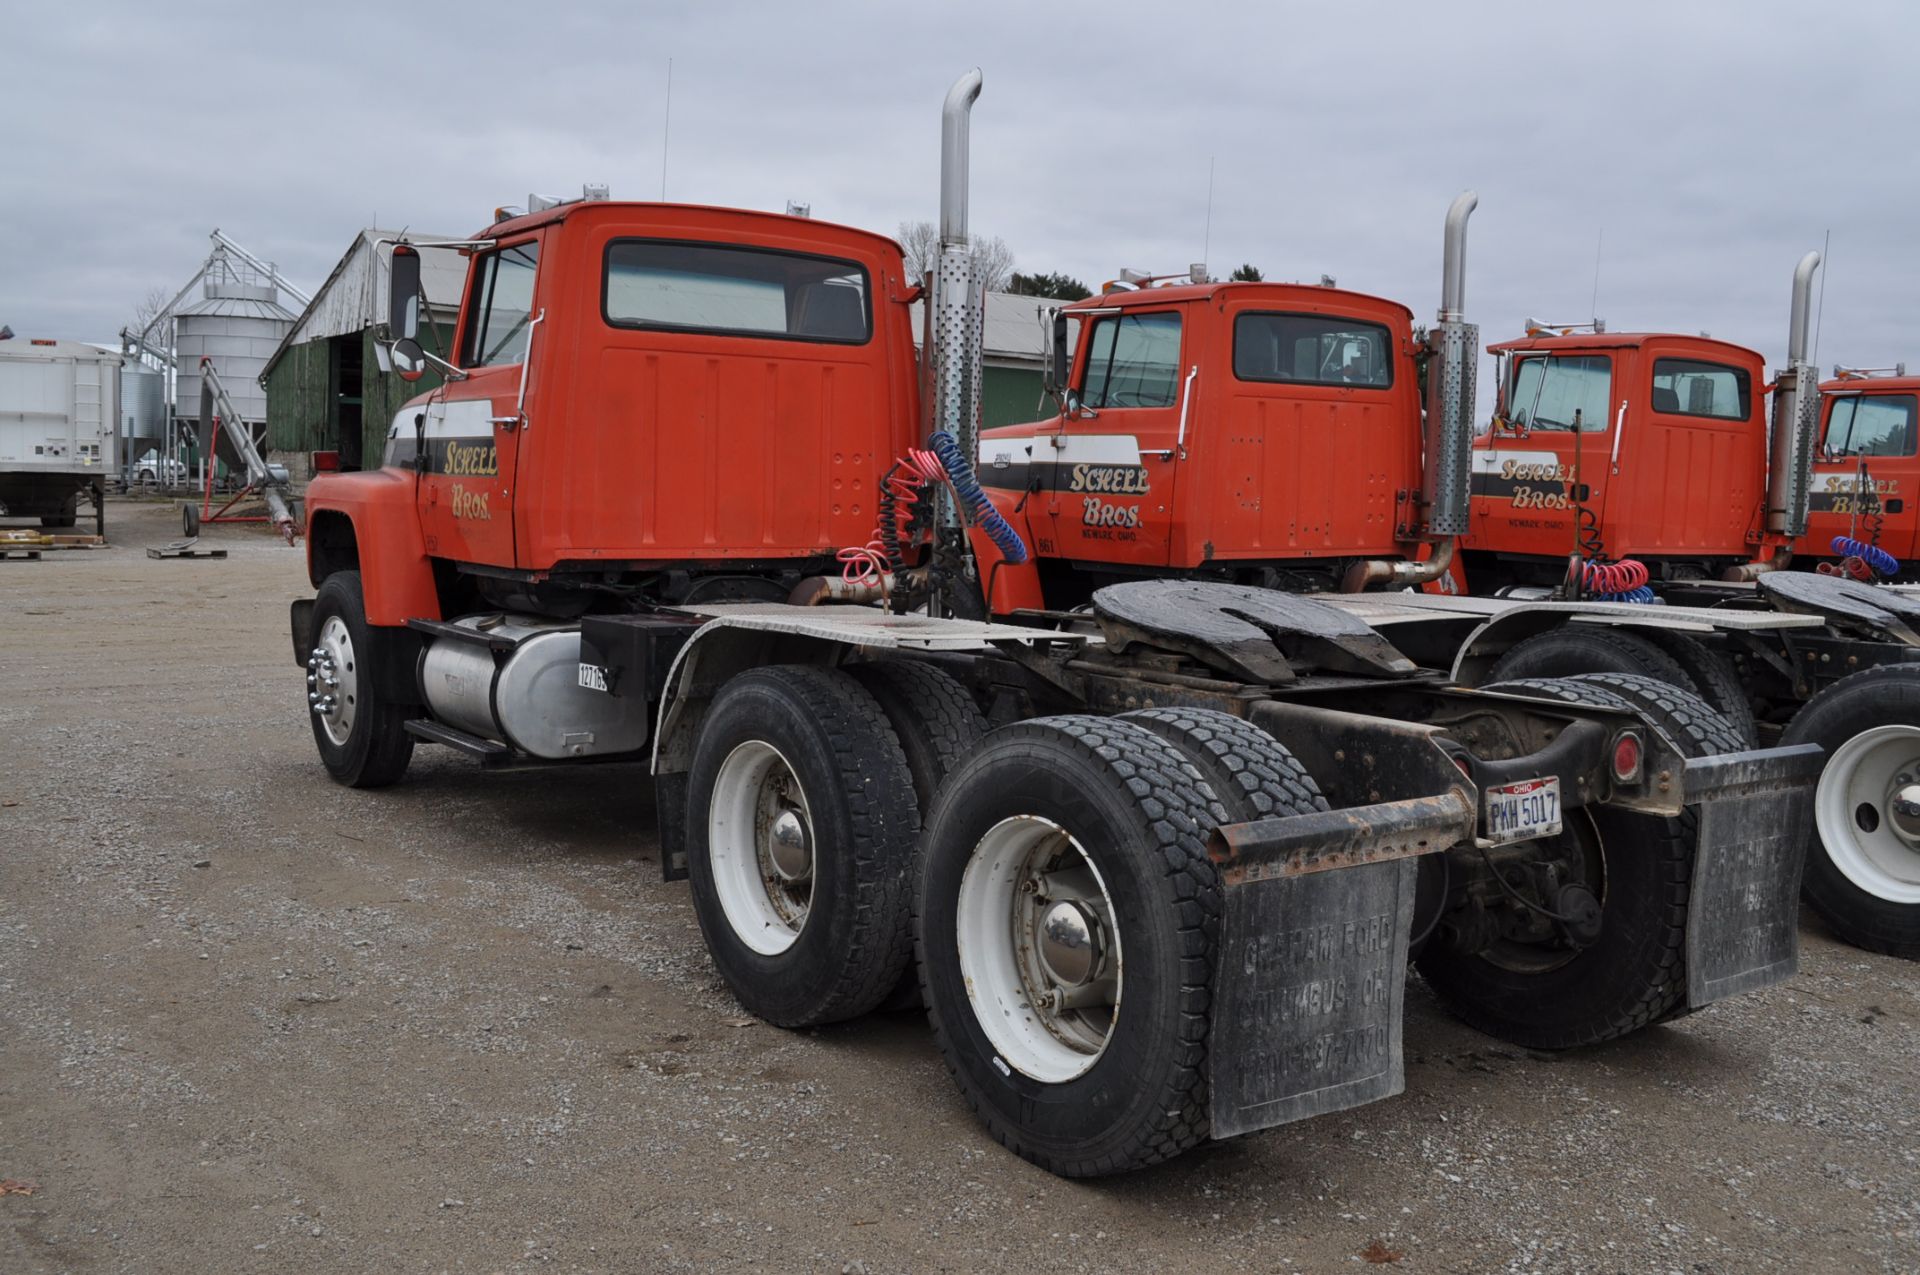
[916,716,1225,1177]
[1784,665,1920,958]
[685,666,920,1027]
[306,570,414,788]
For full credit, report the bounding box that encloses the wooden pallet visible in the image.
[0,532,106,552]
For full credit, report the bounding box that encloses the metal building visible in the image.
[262,230,466,476]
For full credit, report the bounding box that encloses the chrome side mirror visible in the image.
[1046,310,1069,397]
[389,244,422,342]
[391,337,427,383]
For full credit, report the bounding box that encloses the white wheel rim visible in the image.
[306,616,359,747]
[709,740,815,955]
[955,815,1122,1084]
[1814,724,1920,904]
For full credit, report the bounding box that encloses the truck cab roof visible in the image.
[1066,280,1414,326]
[1488,331,1763,366]
[473,200,909,263]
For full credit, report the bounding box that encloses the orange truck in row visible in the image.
[1448,260,1920,959]
[292,72,1822,1176]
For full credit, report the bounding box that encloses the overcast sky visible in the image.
[6,0,1917,379]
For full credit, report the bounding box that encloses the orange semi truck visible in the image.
[1448,260,1920,958]
[292,73,1820,1175]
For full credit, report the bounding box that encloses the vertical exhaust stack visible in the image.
[1343,193,1478,591]
[931,68,984,533]
[1767,250,1823,539]
[1424,191,1480,539]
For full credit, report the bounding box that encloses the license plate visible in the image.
[1484,777,1561,844]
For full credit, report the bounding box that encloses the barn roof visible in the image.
[260,230,467,379]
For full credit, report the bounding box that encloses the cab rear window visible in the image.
[1651,358,1751,420]
[1233,312,1393,388]
[602,240,870,343]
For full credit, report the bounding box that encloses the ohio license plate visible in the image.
[1484,777,1562,844]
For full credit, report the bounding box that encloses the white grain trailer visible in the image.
[0,338,118,533]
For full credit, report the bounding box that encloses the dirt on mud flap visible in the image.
[1204,789,1475,1140]
[1681,743,1825,1007]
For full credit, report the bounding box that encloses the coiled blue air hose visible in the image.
[929,431,1028,565]
[1831,535,1900,579]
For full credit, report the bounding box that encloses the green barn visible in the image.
[260,230,466,478]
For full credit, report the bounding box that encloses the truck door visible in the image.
[1811,388,1919,564]
[418,237,542,568]
[1611,353,1761,558]
[1472,351,1618,559]
[1037,308,1184,565]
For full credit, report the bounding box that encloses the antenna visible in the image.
[1589,227,1604,321]
[1201,156,1215,279]
[1812,227,1831,367]
[660,56,674,201]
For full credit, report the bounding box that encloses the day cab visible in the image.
[1805,368,1919,575]
[1460,330,1774,590]
[302,197,923,628]
[977,281,1428,609]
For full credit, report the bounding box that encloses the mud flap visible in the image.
[1205,790,1474,1140]
[1682,744,1824,1008]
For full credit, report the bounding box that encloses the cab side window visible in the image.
[463,243,540,368]
[1825,393,1918,458]
[1080,312,1181,409]
[1651,358,1751,420]
[1233,312,1393,387]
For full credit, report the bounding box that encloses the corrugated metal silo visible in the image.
[119,359,165,448]
[173,275,294,425]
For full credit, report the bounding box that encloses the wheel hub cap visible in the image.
[1036,899,1102,987]
[305,616,358,747]
[767,808,812,881]
[1889,783,1920,843]
[1816,724,1920,904]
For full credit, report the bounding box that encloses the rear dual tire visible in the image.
[686,666,922,1028]
[916,716,1228,1176]
[1783,665,1920,958]
[1417,674,1734,1048]
[1487,626,1759,749]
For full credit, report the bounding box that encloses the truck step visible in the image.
[404,718,513,762]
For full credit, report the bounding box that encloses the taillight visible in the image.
[1611,731,1643,783]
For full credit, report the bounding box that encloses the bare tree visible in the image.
[898,220,1015,292]
[129,285,173,345]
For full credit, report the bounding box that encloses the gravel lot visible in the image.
[2,496,1917,1273]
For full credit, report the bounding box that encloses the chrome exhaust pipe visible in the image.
[1341,536,1456,592]
[940,69,982,249]
[1764,250,1823,538]
[931,68,984,510]
[1438,191,1478,324]
[1422,192,1480,540]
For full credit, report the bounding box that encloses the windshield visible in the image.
[1508,354,1611,432]
[1825,393,1917,457]
[1079,312,1181,409]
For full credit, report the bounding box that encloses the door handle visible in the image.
[490,415,521,432]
